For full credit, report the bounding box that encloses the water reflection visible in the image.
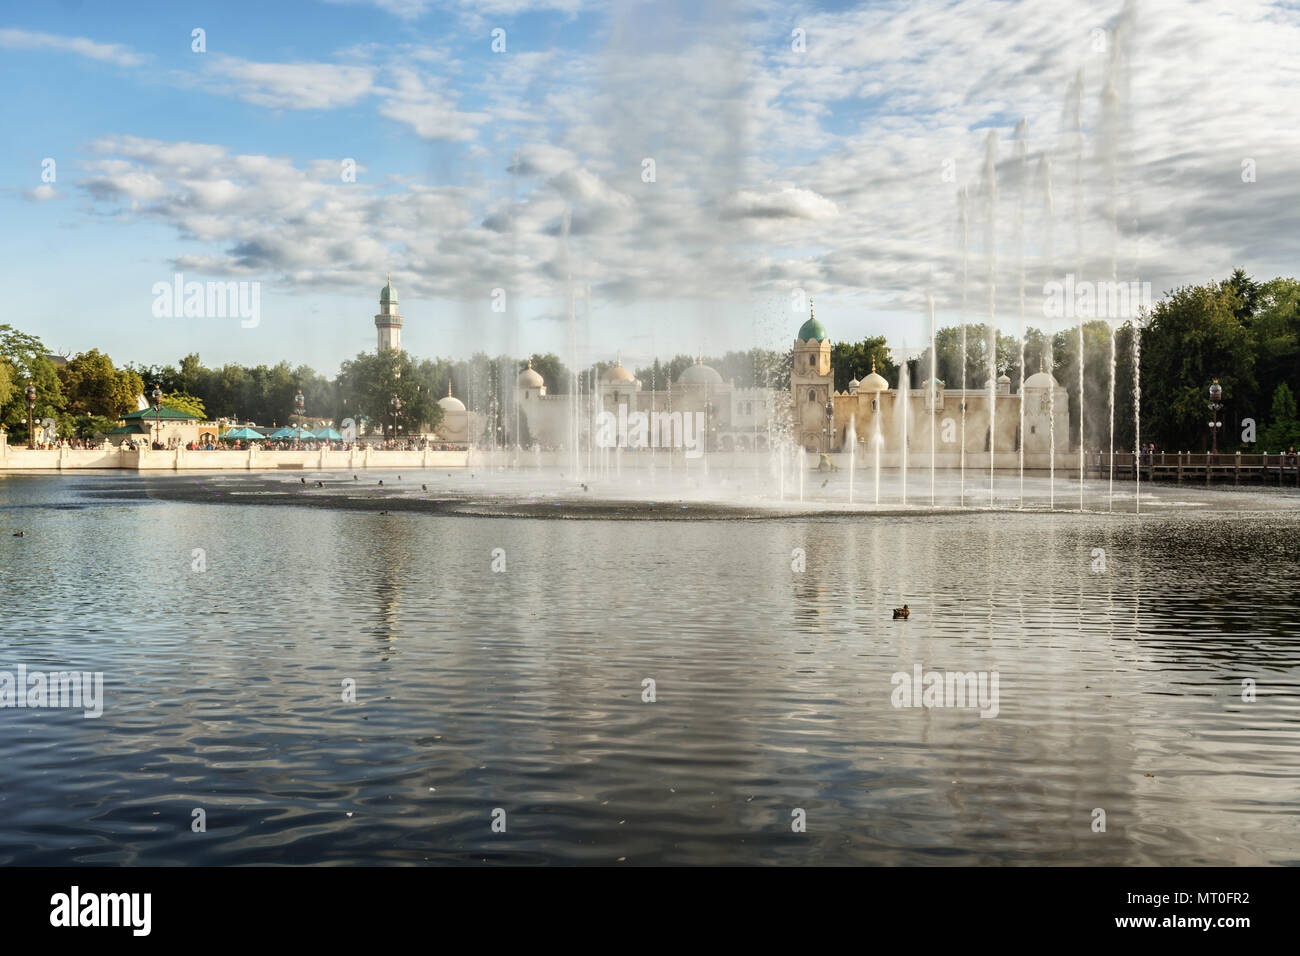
[0,474,1296,865]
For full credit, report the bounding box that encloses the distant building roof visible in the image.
[121,406,200,422]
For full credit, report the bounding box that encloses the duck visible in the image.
[379,510,390,515]
[300,477,306,484]
[422,484,427,491]
[893,604,910,620]
[315,481,324,487]
[378,479,383,486]
[12,531,24,537]
[353,475,358,481]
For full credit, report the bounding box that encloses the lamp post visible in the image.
[294,388,305,426]
[25,382,37,448]
[389,393,402,441]
[151,384,162,449]
[1207,379,1223,456]
[824,397,834,453]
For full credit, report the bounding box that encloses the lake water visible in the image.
[1,470,1298,865]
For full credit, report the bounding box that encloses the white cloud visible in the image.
[203,55,376,110]
[59,0,1300,351]
[0,28,144,67]
[23,184,61,202]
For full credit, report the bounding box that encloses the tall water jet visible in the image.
[895,358,909,506]
[848,413,856,505]
[1099,8,1135,515]
[1108,321,1116,511]
[798,446,804,504]
[560,208,581,480]
[1039,152,1056,510]
[1014,119,1029,508]
[1078,321,1085,513]
[982,129,999,509]
[585,285,593,482]
[872,407,883,506]
[958,185,969,506]
[1133,316,1142,515]
[928,295,936,507]
[1068,68,1086,513]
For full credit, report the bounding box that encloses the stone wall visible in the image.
[0,441,469,473]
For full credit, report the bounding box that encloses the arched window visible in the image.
[808,389,816,403]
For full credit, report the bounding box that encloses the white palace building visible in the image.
[372,278,1068,458]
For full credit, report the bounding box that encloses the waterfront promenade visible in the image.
[0,438,469,472]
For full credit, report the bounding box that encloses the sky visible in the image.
[3,0,1299,376]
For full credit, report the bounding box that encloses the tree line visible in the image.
[2,270,1296,451]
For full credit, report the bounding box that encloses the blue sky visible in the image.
[3,0,1299,376]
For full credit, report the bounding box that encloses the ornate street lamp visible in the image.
[389,393,402,439]
[294,388,305,424]
[824,398,835,453]
[1207,379,1223,456]
[25,382,36,448]
[151,384,163,449]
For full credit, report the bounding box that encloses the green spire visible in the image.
[797,298,827,342]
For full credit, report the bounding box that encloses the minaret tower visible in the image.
[791,299,833,450]
[375,274,403,352]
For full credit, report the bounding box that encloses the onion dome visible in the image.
[797,299,828,342]
[860,358,889,392]
[603,353,636,384]
[438,382,465,412]
[517,360,545,389]
[1023,357,1059,390]
[676,355,724,386]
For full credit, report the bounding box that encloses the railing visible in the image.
[1093,451,1300,485]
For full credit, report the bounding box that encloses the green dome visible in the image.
[380,274,396,304]
[797,316,827,342]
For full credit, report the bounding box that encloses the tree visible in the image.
[525,353,570,395]
[337,350,442,438]
[161,391,207,419]
[832,337,897,389]
[59,349,142,420]
[1140,282,1255,451]
[0,325,64,438]
[0,358,13,413]
[1259,382,1300,452]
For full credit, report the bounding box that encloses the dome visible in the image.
[438,382,465,412]
[797,300,827,342]
[1023,371,1059,389]
[847,376,861,393]
[603,355,636,384]
[380,274,396,305]
[517,360,544,389]
[860,359,888,392]
[676,357,723,386]
[1024,357,1059,390]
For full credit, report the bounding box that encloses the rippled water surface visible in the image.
[1,472,1298,865]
